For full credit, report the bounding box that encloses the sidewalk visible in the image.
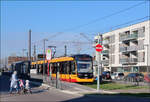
[30,74,150,95]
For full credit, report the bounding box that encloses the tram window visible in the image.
[62,62,65,74]
[20,65,23,73]
[33,65,36,69]
[66,62,68,74]
[39,64,43,74]
[71,61,76,74]
[31,65,35,69]
[51,63,55,73]
[37,65,40,74]
[59,63,62,74]
[52,63,55,73]
[23,64,26,74]
[69,61,72,74]
[45,64,47,74]
[53,63,57,74]
[61,62,66,74]
[64,62,67,74]
[49,63,51,74]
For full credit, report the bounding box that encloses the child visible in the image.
[19,79,25,94]
[25,80,32,94]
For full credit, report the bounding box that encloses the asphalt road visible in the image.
[0,73,80,102]
[0,73,150,102]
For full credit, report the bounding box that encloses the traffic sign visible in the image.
[46,49,52,60]
[96,44,103,52]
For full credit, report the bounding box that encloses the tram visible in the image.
[31,54,94,83]
[10,61,30,79]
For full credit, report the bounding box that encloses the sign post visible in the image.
[46,49,52,84]
[96,35,103,92]
[46,49,52,60]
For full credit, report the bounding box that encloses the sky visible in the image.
[1,0,150,58]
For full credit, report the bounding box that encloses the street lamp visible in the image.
[144,44,149,74]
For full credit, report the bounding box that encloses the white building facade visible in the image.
[94,20,150,74]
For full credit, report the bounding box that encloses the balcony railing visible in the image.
[119,47,127,52]
[120,58,138,64]
[120,33,138,41]
[120,45,138,52]
[127,46,138,51]
[102,60,109,66]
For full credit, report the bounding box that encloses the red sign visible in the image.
[96,44,103,52]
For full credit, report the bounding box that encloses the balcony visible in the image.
[120,33,138,42]
[120,58,138,64]
[127,46,138,52]
[102,60,109,66]
[119,46,127,52]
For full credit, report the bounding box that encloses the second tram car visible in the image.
[11,61,30,79]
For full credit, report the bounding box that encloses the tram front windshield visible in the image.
[77,61,92,73]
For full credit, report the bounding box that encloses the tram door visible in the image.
[70,61,76,82]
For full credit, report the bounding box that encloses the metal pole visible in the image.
[56,63,60,88]
[97,33,102,92]
[100,34,103,75]
[64,45,67,56]
[34,45,38,74]
[33,45,36,61]
[97,54,100,91]
[43,39,46,82]
[28,29,31,61]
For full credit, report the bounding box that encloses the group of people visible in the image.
[9,71,32,94]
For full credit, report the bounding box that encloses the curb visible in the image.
[30,81,120,95]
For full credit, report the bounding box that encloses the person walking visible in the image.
[19,79,25,94]
[9,71,19,94]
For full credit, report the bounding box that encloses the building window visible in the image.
[142,26,145,33]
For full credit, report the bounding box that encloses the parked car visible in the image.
[124,73,144,82]
[144,74,150,83]
[111,72,124,80]
[102,71,111,80]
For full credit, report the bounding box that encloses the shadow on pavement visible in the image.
[63,93,150,102]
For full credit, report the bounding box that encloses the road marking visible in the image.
[102,90,119,94]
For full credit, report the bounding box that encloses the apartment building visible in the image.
[94,20,150,74]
